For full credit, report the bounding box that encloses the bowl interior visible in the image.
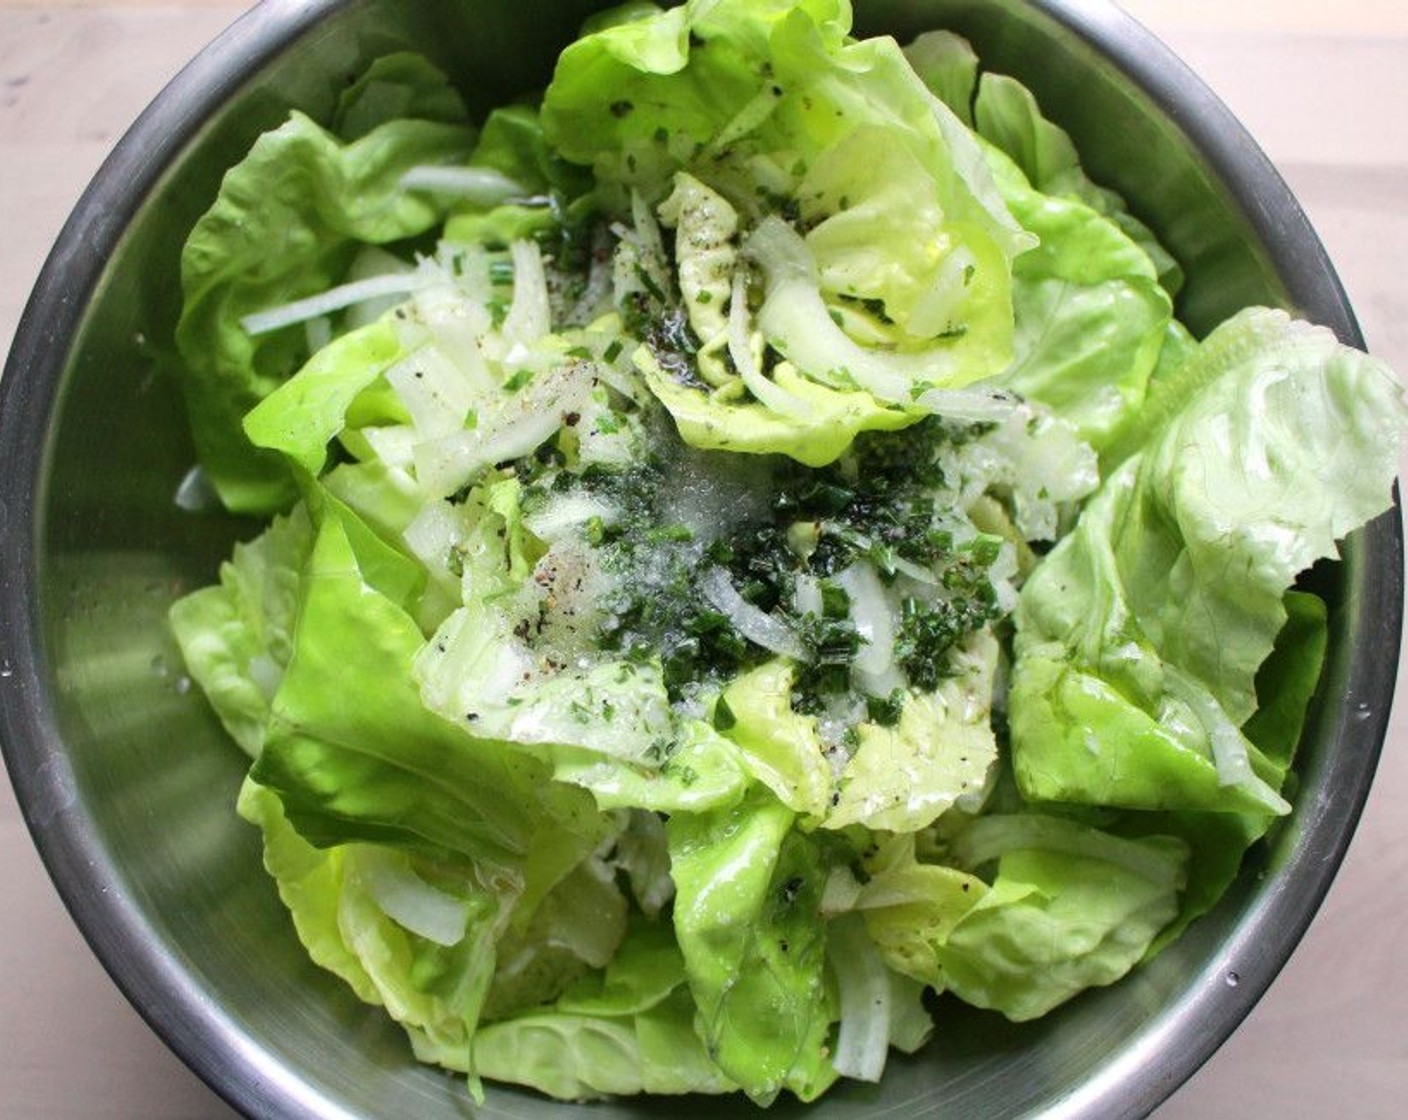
[1,1,1400,1118]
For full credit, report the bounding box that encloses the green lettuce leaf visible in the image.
[242,315,408,476]
[238,778,506,1076]
[480,854,630,1021]
[983,147,1172,451]
[793,122,1019,368]
[553,915,688,1017]
[249,500,604,878]
[1009,650,1291,816]
[1011,308,1405,816]
[936,814,1189,1020]
[331,846,503,1074]
[637,347,915,465]
[168,505,315,757]
[542,1,849,198]
[852,833,987,989]
[471,917,735,1100]
[303,481,427,617]
[667,788,838,1104]
[333,52,470,141]
[1242,589,1328,775]
[904,31,1182,295]
[717,659,833,818]
[236,778,380,1003]
[826,632,999,832]
[971,69,1183,295]
[472,988,732,1099]
[1126,589,1329,953]
[319,459,425,548]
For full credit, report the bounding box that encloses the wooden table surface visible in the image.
[2,2,1405,1116]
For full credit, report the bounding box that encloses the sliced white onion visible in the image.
[173,464,220,512]
[399,165,530,205]
[829,913,892,1083]
[500,240,551,348]
[411,357,596,497]
[411,284,496,391]
[905,245,978,338]
[837,562,894,677]
[356,849,471,947]
[402,500,465,578]
[387,346,477,440]
[729,269,812,418]
[564,242,615,326]
[854,662,906,700]
[820,865,864,917]
[820,524,938,587]
[912,383,1021,423]
[593,356,650,405]
[414,411,560,498]
[361,424,417,472]
[611,190,673,308]
[791,572,823,617]
[700,567,809,662]
[523,492,619,544]
[240,272,425,336]
[952,814,1187,889]
[630,189,667,272]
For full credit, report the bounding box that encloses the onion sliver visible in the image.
[241,272,424,336]
[700,567,809,662]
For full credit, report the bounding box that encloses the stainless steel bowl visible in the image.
[1,2,1400,1117]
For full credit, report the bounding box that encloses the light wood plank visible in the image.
[1120,0,1408,36]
